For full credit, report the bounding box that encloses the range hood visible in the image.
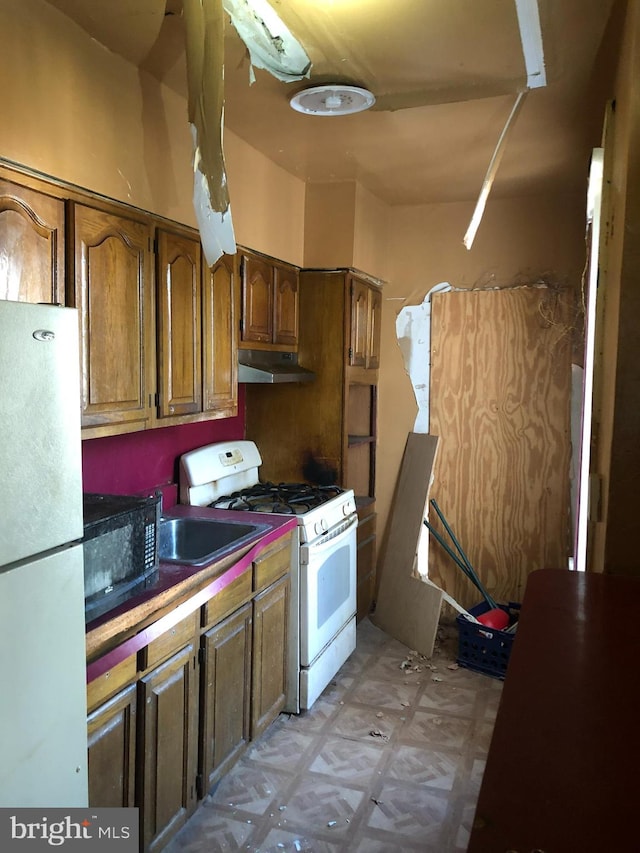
[238,349,316,383]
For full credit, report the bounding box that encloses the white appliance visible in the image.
[0,300,88,807]
[179,440,358,711]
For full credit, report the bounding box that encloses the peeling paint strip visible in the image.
[514,0,547,89]
[463,91,526,250]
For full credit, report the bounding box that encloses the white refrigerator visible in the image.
[0,299,88,806]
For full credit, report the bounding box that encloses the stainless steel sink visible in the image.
[158,516,269,567]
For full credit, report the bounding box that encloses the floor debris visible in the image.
[369,729,389,741]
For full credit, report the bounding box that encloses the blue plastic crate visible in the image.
[456,601,521,679]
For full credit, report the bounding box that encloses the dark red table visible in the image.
[468,568,640,853]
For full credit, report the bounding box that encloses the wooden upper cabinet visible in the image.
[241,253,273,344]
[156,244,238,424]
[349,276,381,370]
[367,285,382,370]
[156,228,202,418]
[273,262,299,346]
[1,166,240,437]
[0,176,65,304]
[203,253,238,415]
[69,202,154,435]
[349,278,369,367]
[240,251,299,349]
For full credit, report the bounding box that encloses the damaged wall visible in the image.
[376,193,588,588]
[2,0,615,595]
[0,0,306,266]
[428,285,573,606]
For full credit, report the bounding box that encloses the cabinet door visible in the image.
[203,253,238,414]
[200,603,252,794]
[156,228,202,418]
[87,684,137,808]
[138,642,199,852]
[349,277,370,367]
[251,574,289,739]
[241,253,273,343]
[273,263,299,346]
[0,177,65,304]
[366,286,382,369]
[70,203,154,433]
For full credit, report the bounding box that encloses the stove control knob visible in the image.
[343,503,352,517]
[314,519,328,536]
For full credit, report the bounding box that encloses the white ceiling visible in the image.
[45,0,616,206]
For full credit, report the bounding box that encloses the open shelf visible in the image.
[348,434,375,446]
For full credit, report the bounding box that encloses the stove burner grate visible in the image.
[209,481,343,515]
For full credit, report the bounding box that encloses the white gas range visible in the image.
[179,440,358,712]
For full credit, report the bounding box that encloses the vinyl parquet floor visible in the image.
[164,617,502,853]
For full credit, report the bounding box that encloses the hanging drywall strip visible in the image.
[183,0,236,266]
[514,0,547,89]
[463,91,526,250]
[183,0,311,265]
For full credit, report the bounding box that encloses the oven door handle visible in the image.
[300,514,358,562]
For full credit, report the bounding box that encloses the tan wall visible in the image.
[303,182,356,268]
[226,133,306,266]
[0,0,305,263]
[375,193,587,549]
[0,0,192,221]
[303,180,390,279]
[353,183,391,281]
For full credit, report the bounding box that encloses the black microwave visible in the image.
[82,492,161,622]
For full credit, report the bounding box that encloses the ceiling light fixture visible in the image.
[289,85,375,116]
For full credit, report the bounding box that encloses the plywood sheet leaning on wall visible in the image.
[428,287,572,608]
[371,433,442,657]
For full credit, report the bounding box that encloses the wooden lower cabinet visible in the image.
[138,641,200,852]
[199,603,252,794]
[251,574,289,739]
[86,533,293,852]
[87,684,137,808]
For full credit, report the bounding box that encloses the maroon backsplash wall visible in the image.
[82,387,246,509]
